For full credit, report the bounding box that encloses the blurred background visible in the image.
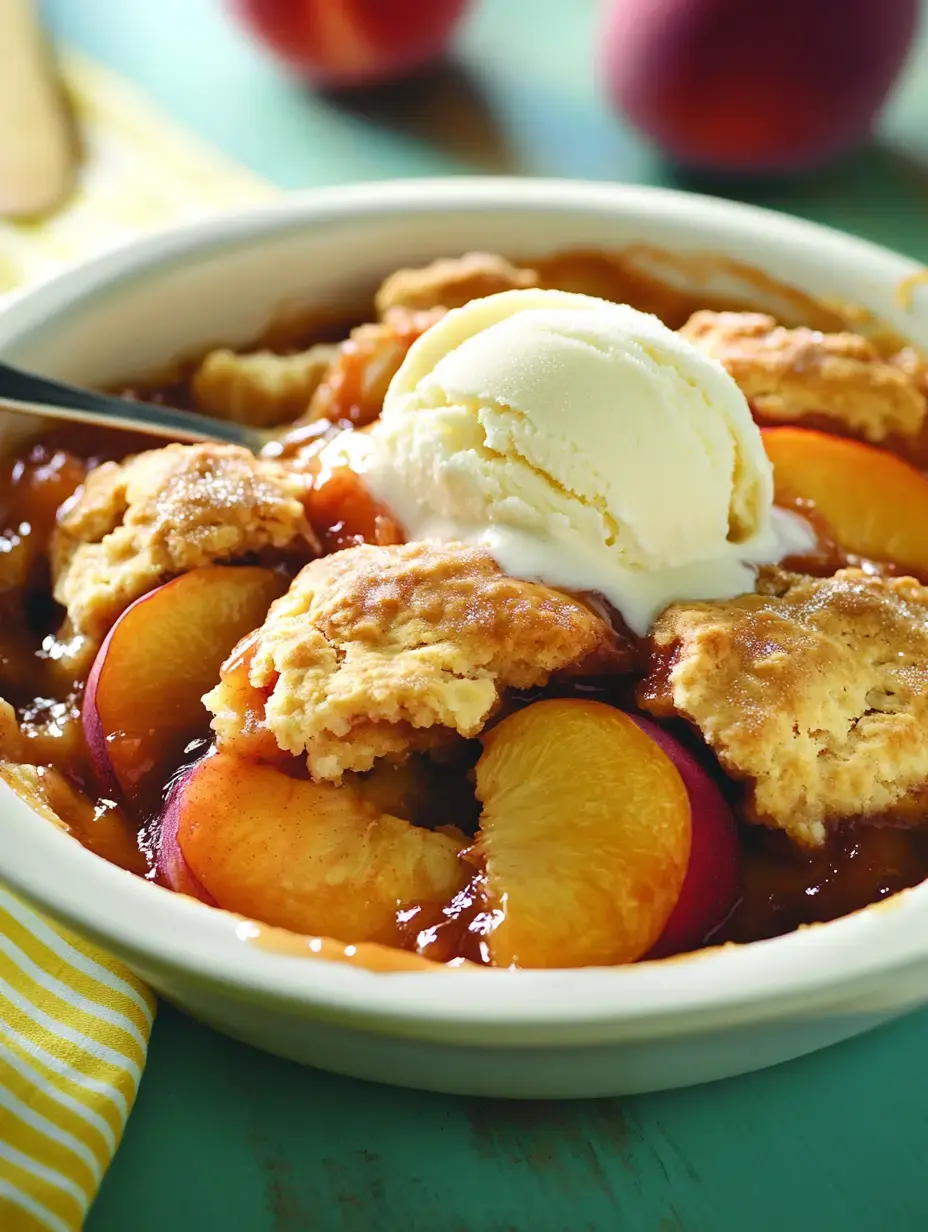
[12,0,928,263]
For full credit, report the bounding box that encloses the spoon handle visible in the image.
[0,361,265,451]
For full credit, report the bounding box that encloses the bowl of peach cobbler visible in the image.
[2,179,928,1097]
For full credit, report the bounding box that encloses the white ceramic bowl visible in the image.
[2,178,928,1099]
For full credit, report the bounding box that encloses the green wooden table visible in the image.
[45,1,928,1227]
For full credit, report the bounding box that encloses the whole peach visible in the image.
[600,0,918,173]
[232,0,473,88]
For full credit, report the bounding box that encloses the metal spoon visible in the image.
[0,360,267,452]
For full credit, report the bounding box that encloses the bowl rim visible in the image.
[3,175,928,1042]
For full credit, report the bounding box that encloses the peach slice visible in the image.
[474,699,691,968]
[203,633,286,767]
[163,751,469,943]
[629,716,739,957]
[83,565,287,809]
[762,427,928,576]
[157,764,218,905]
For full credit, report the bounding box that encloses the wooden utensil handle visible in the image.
[0,0,77,218]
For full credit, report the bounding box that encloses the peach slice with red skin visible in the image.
[629,715,739,957]
[163,751,469,944]
[473,699,693,968]
[762,427,928,577]
[158,767,217,905]
[83,565,287,809]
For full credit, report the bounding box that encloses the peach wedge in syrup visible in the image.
[83,565,287,808]
[629,715,739,958]
[763,427,928,576]
[162,752,469,945]
[474,700,692,969]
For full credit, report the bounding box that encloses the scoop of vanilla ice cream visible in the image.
[347,289,811,633]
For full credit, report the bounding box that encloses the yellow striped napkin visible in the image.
[0,890,154,1232]
[0,51,273,1230]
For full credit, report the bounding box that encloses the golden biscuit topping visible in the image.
[52,443,316,639]
[680,310,927,445]
[205,541,628,781]
[191,344,337,427]
[641,568,928,847]
[374,252,539,317]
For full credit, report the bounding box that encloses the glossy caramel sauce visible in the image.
[399,870,503,967]
[720,826,928,943]
[234,918,472,971]
[3,245,928,975]
[302,457,403,554]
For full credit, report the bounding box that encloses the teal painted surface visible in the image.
[91,1004,928,1231]
[41,1,928,1227]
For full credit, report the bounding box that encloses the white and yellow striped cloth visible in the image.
[0,890,154,1232]
[0,52,272,1230]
